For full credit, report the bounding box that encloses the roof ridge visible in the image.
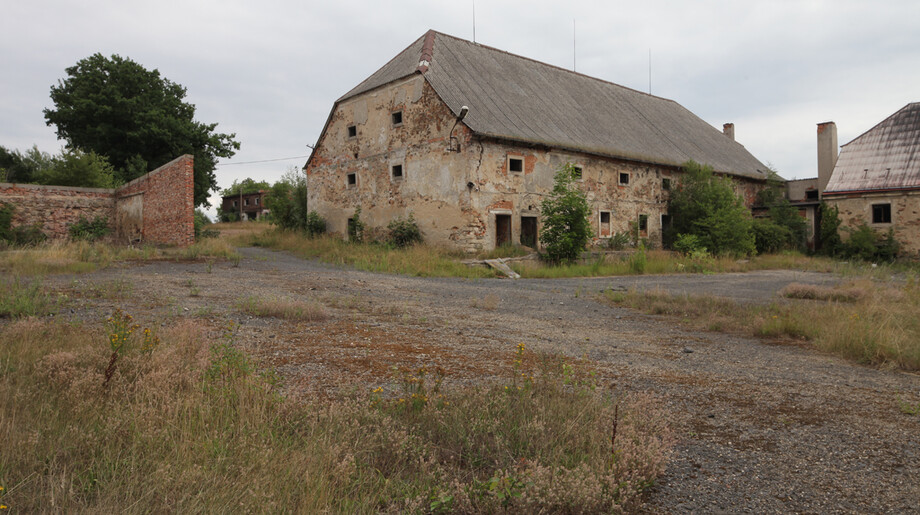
[841,102,919,148]
[425,29,677,104]
[416,30,436,74]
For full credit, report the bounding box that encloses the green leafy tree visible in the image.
[0,145,56,184]
[756,167,806,251]
[817,202,843,256]
[34,148,117,189]
[222,177,271,197]
[667,160,755,256]
[43,53,239,206]
[539,163,593,264]
[265,169,311,231]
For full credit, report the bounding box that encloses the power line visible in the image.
[216,155,309,167]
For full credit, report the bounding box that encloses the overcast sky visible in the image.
[3,0,918,216]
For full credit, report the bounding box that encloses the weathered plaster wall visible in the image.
[0,183,115,238]
[828,191,920,256]
[306,76,765,252]
[0,155,194,247]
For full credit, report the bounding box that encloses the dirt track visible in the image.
[49,247,920,513]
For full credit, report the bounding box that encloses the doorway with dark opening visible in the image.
[520,216,537,248]
[496,214,512,248]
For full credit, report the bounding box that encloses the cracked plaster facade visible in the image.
[306,77,763,252]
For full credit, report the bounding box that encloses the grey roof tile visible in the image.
[825,103,920,194]
[338,30,768,180]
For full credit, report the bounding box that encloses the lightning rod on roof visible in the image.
[573,19,576,72]
[648,48,652,94]
[472,0,476,43]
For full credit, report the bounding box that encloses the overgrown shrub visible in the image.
[606,230,631,250]
[817,202,843,256]
[69,215,110,241]
[666,160,755,256]
[387,213,422,248]
[539,163,593,264]
[843,224,900,262]
[305,210,326,237]
[752,218,793,254]
[265,168,308,231]
[0,203,47,246]
[194,209,218,239]
[672,233,705,255]
[0,203,12,242]
[348,206,365,243]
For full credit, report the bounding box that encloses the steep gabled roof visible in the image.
[824,103,920,194]
[329,30,768,179]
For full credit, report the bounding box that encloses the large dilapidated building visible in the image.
[304,30,770,252]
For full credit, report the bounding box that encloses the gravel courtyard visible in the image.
[50,247,920,513]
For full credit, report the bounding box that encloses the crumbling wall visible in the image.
[0,155,194,247]
[0,183,115,238]
[116,155,195,247]
[827,192,920,256]
[306,76,766,252]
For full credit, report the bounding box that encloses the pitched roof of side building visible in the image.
[314,30,769,180]
[824,102,920,194]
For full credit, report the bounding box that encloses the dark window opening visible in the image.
[662,178,671,190]
[244,199,249,206]
[872,203,891,224]
[391,164,403,179]
[572,166,583,180]
[806,190,819,200]
[347,125,357,138]
[619,173,630,185]
[232,200,237,207]
[638,214,648,233]
[509,157,523,173]
[347,173,357,186]
[254,197,259,205]
[391,111,403,126]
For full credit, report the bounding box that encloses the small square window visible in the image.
[600,212,610,224]
[662,178,671,190]
[619,173,630,186]
[508,157,523,173]
[391,164,403,179]
[347,172,357,187]
[391,111,403,126]
[572,166,583,180]
[347,125,357,138]
[805,190,818,200]
[872,203,891,224]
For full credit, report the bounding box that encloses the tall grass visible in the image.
[0,318,672,513]
[0,237,240,276]
[0,279,59,318]
[249,229,497,278]
[602,280,920,371]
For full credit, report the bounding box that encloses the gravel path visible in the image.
[52,248,920,513]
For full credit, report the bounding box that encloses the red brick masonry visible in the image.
[0,155,195,247]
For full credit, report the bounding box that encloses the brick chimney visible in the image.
[817,122,838,197]
[723,123,735,140]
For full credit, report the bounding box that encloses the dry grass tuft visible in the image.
[470,293,501,311]
[238,295,328,322]
[780,282,867,302]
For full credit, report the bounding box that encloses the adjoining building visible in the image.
[304,30,770,252]
[221,190,269,221]
[810,103,920,255]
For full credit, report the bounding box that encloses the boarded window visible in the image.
[391,111,403,126]
[347,125,357,138]
[508,157,523,173]
[872,203,891,223]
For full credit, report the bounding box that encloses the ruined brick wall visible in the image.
[0,183,115,239]
[115,155,195,247]
[827,191,920,256]
[307,76,765,252]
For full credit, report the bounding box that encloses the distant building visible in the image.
[221,190,269,221]
[813,103,920,255]
[303,30,770,252]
